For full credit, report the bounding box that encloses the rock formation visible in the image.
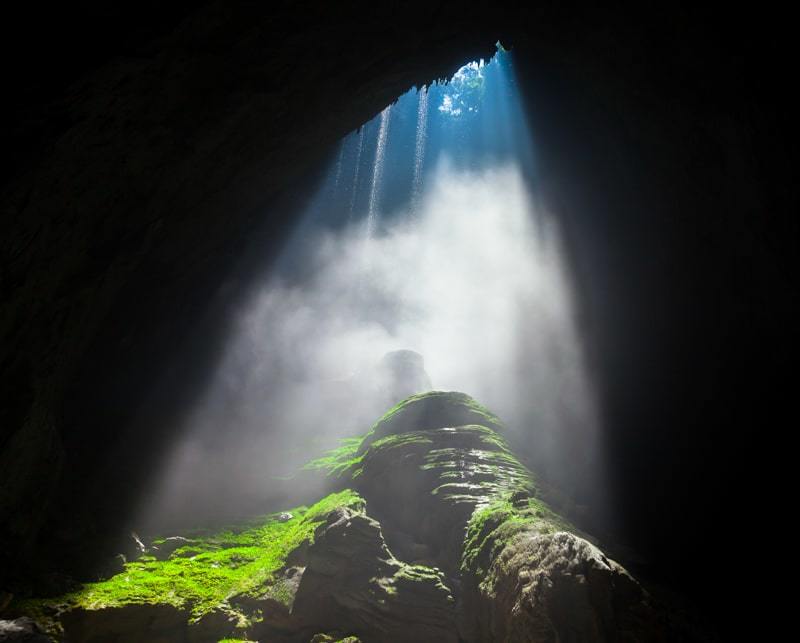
[373,350,433,406]
[7,392,683,641]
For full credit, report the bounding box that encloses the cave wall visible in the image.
[1,1,795,634]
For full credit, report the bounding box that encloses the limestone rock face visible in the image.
[291,508,457,643]
[356,423,533,572]
[464,530,664,643]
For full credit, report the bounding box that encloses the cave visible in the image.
[0,2,795,641]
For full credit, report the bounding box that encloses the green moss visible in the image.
[461,495,574,582]
[16,490,364,623]
[302,436,365,481]
[370,432,435,451]
[385,563,453,605]
[360,391,504,451]
[393,564,448,589]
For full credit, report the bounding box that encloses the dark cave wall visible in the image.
[511,19,797,614]
[1,1,796,634]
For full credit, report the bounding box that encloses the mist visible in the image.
[141,156,601,532]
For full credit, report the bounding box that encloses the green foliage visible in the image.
[18,490,364,622]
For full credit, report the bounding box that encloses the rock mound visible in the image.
[359,390,504,452]
[463,529,665,642]
[356,424,535,571]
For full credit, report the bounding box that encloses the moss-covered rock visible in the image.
[459,494,666,642]
[13,490,365,642]
[461,528,665,642]
[461,496,574,582]
[11,391,676,642]
[302,437,364,483]
[354,423,537,572]
[358,391,504,453]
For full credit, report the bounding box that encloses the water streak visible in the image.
[366,105,392,236]
[411,87,429,212]
[348,128,365,219]
[333,140,345,192]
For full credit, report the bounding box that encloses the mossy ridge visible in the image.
[300,397,507,487]
[461,496,575,586]
[359,391,504,452]
[362,425,537,507]
[305,431,436,487]
[364,425,509,462]
[16,489,365,626]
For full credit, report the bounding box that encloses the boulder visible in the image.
[462,530,665,643]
